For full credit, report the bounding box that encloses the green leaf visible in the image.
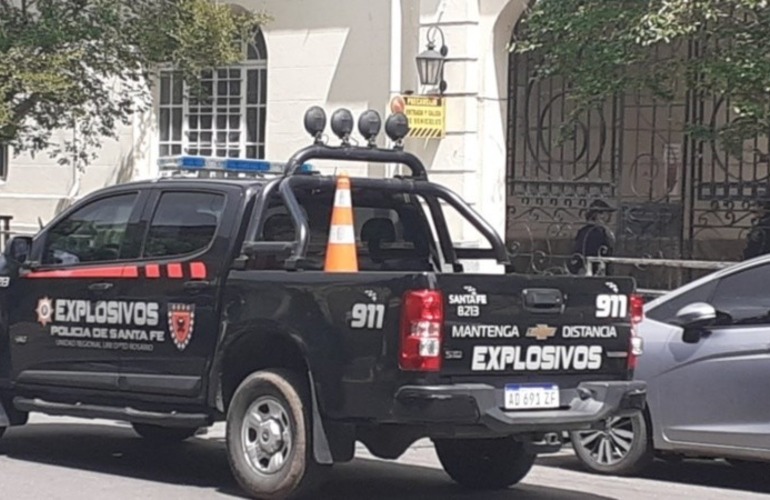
[512,0,770,157]
[0,0,271,166]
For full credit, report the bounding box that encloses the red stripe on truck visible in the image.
[26,265,139,279]
[145,264,161,278]
[167,263,184,278]
[189,261,207,279]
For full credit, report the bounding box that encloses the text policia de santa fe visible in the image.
[471,345,603,372]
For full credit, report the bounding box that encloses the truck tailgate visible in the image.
[438,274,636,380]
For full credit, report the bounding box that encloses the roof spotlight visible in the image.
[357,110,382,146]
[385,113,409,145]
[304,106,327,143]
[330,108,355,144]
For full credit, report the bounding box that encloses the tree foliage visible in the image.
[0,0,269,166]
[512,0,770,156]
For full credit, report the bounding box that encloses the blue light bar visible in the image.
[157,156,313,176]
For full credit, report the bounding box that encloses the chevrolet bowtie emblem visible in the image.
[526,324,557,341]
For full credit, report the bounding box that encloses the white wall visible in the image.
[0,0,526,249]
[0,123,137,234]
[408,0,526,271]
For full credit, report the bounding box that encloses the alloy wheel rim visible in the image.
[241,396,293,475]
[576,416,635,466]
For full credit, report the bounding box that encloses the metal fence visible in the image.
[585,255,738,297]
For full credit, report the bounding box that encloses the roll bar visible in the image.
[240,105,511,268]
[283,143,428,179]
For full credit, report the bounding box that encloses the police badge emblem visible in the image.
[168,303,195,351]
[36,296,53,327]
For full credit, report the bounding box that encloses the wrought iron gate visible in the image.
[506,35,770,289]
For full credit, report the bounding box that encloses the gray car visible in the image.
[571,255,770,475]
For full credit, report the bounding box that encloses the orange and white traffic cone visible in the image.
[324,174,359,272]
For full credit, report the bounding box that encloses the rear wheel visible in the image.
[132,423,199,442]
[433,436,535,490]
[570,412,653,475]
[226,369,318,500]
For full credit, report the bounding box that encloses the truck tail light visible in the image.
[628,293,644,370]
[399,289,444,372]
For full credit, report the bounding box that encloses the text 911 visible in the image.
[596,294,628,319]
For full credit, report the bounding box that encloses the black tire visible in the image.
[570,412,653,475]
[226,369,317,500]
[433,436,536,490]
[132,423,199,442]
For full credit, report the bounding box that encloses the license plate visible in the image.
[504,384,560,410]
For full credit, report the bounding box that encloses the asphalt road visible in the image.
[2,415,770,499]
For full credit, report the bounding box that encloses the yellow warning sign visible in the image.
[402,95,446,140]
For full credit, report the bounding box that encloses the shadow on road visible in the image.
[537,453,770,496]
[0,422,611,500]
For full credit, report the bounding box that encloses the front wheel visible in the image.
[132,423,199,442]
[226,369,317,500]
[433,437,535,490]
[570,412,653,475]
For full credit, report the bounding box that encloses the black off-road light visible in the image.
[357,110,382,147]
[385,113,409,146]
[304,106,327,143]
[330,108,354,144]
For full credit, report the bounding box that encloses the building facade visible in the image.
[0,0,522,263]
[2,0,766,286]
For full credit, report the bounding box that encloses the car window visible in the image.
[645,280,718,324]
[710,265,770,325]
[256,188,436,271]
[43,193,140,265]
[144,191,225,258]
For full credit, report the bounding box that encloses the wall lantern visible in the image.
[415,25,448,94]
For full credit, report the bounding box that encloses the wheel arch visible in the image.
[642,402,664,450]
[211,327,333,465]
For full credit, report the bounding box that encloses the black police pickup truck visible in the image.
[0,107,645,499]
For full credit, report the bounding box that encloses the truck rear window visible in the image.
[257,188,438,271]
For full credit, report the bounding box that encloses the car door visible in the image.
[8,189,148,393]
[116,187,238,400]
[653,263,770,452]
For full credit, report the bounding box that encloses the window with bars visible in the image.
[158,30,267,159]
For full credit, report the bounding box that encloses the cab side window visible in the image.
[710,265,770,326]
[645,280,717,325]
[144,191,225,258]
[43,193,140,265]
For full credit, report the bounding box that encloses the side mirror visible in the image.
[5,236,32,264]
[673,302,716,344]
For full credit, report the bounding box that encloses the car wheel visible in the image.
[226,369,318,500]
[570,412,653,475]
[132,423,199,442]
[433,436,535,490]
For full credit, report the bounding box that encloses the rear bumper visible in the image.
[393,380,646,434]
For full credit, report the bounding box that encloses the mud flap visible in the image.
[308,371,333,465]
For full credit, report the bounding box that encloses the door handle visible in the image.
[522,288,565,314]
[183,280,213,292]
[88,282,114,292]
